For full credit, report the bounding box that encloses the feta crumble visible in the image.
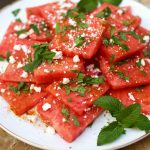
[9,56,16,64]
[62,78,70,84]
[20,71,28,78]
[42,103,51,111]
[51,49,63,59]
[128,92,136,101]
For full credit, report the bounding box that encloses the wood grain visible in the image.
[0,0,150,150]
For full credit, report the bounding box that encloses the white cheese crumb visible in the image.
[68,18,77,26]
[62,78,70,84]
[46,126,55,134]
[143,35,150,43]
[128,93,136,101]
[117,9,124,15]
[0,61,9,74]
[14,25,22,31]
[34,86,41,93]
[20,71,28,78]
[141,59,146,66]
[13,45,21,51]
[21,45,31,54]
[51,49,63,59]
[9,56,16,64]
[44,69,50,73]
[62,118,66,122]
[17,62,24,68]
[73,55,80,63]
[42,103,51,111]
[0,88,5,93]
[19,33,28,39]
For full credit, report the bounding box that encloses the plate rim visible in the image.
[0,0,150,150]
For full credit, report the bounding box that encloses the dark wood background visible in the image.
[0,0,15,8]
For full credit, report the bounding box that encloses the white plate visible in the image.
[0,0,150,150]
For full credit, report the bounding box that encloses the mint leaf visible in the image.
[94,96,125,117]
[116,103,141,128]
[6,52,11,62]
[16,29,28,35]
[75,35,86,47]
[99,0,122,6]
[12,8,21,17]
[84,76,104,85]
[77,0,99,13]
[0,55,4,61]
[135,114,150,132]
[31,24,40,35]
[73,115,80,126]
[55,22,61,34]
[97,121,125,145]
[61,105,70,121]
[96,7,112,19]
[143,51,150,57]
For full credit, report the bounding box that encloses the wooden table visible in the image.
[0,0,150,150]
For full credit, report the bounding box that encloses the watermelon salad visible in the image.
[0,0,150,145]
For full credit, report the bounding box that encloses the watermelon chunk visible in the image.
[0,82,48,115]
[99,50,150,89]
[50,16,106,59]
[110,85,150,115]
[37,95,103,142]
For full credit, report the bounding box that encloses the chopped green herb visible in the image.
[61,105,70,121]
[84,76,104,85]
[103,37,109,47]
[12,8,21,17]
[23,44,56,72]
[140,70,147,76]
[110,25,116,37]
[55,22,61,34]
[71,85,87,96]
[15,18,22,23]
[113,71,130,81]
[143,51,150,57]
[16,29,28,35]
[67,98,72,102]
[73,115,80,126]
[96,7,112,19]
[77,22,89,29]
[75,35,86,47]
[9,82,30,95]
[109,54,115,63]
[6,52,11,62]
[31,24,40,35]
[122,20,134,26]
[136,59,143,68]
[46,30,51,37]
[0,55,4,61]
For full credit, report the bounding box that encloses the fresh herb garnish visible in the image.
[143,51,150,57]
[109,54,115,63]
[96,7,112,19]
[94,96,150,145]
[31,24,40,35]
[136,59,142,68]
[75,35,86,47]
[67,98,72,102]
[12,8,21,17]
[73,115,80,126]
[9,82,30,95]
[77,22,89,29]
[55,22,61,34]
[0,55,4,61]
[122,20,134,26]
[61,105,70,121]
[23,44,56,73]
[16,29,28,35]
[16,18,22,23]
[99,0,122,6]
[111,70,130,81]
[6,52,11,62]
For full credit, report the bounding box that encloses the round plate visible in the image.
[0,0,150,150]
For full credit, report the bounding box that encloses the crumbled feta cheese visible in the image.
[17,62,24,68]
[27,29,34,35]
[9,56,16,64]
[20,71,28,78]
[62,118,66,122]
[30,84,35,90]
[0,61,9,74]
[44,69,50,73]
[117,9,124,15]
[90,15,94,19]
[143,35,150,43]
[13,45,21,51]
[14,25,22,31]
[128,93,136,101]
[51,49,63,59]
[73,55,80,63]
[62,78,70,84]
[34,86,41,93]
[68,18,76,26]
[46,126,55,134]
[141,59,146,66]
[0,88,5,93]
[21,45,30,54]
[42,103,51,111]
[19,33,28,39]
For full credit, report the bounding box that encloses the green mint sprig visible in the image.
[94,96,150,145]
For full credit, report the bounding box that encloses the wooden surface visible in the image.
[0,0,150,150]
